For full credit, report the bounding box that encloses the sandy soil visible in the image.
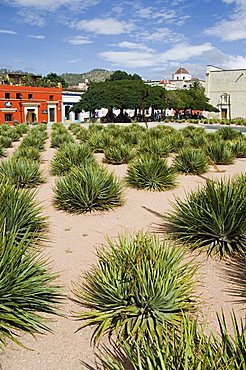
[1,128,245,369]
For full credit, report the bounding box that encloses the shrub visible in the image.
[0,233,62,349]
[126,155,177,191]
[165,177,246,257]
[0,182,47,244]
[51,143,94,176]
[51,133,74,148]
[138,138,171,158]
[0,158,44,188]
[8,130,21,142]
[22,135,45,150]
[94,313,246,370]
[103,144,134,164]
[54,163,124,213]
[207,140,235,165]
[217,127,242,141]
[14,145,41,161]
[0,136,12,148]
[74,233,197,344]
[174,148,209,175]
[230,139,246,158]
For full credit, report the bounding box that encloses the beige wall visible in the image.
[206,66,246,119]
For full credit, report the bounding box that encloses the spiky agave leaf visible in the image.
[103,144,134,165]
[0,182,47,245]
[216,127,242,141]
[0,158,44,188]
[0,232,62,349]
[54,163,124,214]
[173,147,209,175]
[51,132,74,148]
[165,177,246,257]
[126,155,177,191]
[138,137,172,158]
[0,145,6,157]
[230,138,246,158]
[94,313,245,370]
[51,142,95,176]
[73,233,197,344]
[0,136,12,148]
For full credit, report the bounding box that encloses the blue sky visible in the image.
[0,0,245,80]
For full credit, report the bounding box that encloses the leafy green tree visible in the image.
[39,73,68,88]
[109,70,142,81]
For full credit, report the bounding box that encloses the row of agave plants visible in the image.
[0,122,29,158]
[0,124,63,352]
[48,123,246,214]
[48,123,245,368]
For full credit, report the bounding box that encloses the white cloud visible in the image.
[7,0,100,11]
[159,42,214,62]
[142,27,184,43]
[0,29,17,35]
[17,9,45,27]
[27,34,45,39]
[64,35,92,45]
[206,0,246,41]
[99,50,157,68]
[226,55,246,68]
[74,18,134,35]
[117,41,153,52]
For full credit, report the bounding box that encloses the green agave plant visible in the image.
[51,132,74,148]
[54,163,124,214]
[0,232,62,349]
[93,313,245,370]
[138,137,172,158]
[103,144,134,164]
[8,129,22,142]
[73,233,197,344]
[22,135,45,151]
[14,122,29,134]
[14,145,41,162]
[217,127,242,141]
[165,177,246,257]
[51,143,94,176]
[174,147,209,175]
[126,155,177,191]
[0,135,12,148]
[0,182,47,244]
[207,140,235,165]
[0,158,44,188]
[230,139,246,158]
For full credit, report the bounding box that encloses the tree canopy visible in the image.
[109,70,142,81]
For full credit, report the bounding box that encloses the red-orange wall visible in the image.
[0,85,62,123]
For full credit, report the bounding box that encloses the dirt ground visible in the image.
[1,128,245,370]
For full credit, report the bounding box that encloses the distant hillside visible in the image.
[60,69,114,86]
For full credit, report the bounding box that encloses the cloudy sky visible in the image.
[0,0,245,80]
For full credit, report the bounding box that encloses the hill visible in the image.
[60,69,114,86]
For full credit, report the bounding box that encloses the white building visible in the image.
[172,66,191,81]
[205,65,246,119]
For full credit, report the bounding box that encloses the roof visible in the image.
[160,79,174,85]
[174,67,190,75]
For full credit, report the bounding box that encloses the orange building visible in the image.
[0,85,62,124]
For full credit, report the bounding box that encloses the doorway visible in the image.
[221,109,227,119]
[49,107,55,123]
[26,109,37,123]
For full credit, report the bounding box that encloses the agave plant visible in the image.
[51,143,95,176]
[165,177,246,257]
[0,145,6,158]
[73,233,197,344]
[93,313,245,370]
[174,147,209,175]
[230,139,246,158]
[54,163,124,213]
[51,132,74,148]
[126,155,177,191]
[0,158,44,188]
[0,182,47,244]
[138,137,172,158]
[22,135,45,150]
[217,127,242,141]
[0,233,62,349]
[0,135,12,148]
[14,145,41,162]
[103,144,134,164]
[207,140,235,165]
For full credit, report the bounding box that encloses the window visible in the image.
[4,113,12,122]
[16,93,22,99]
[49,95,54,101]
[28,94,33,100]
[5,92,10,99]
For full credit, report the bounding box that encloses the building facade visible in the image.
[205,65,246,119]
[0,85,62,124]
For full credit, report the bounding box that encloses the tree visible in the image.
[109,70,142,81]
[39,73,68,88]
